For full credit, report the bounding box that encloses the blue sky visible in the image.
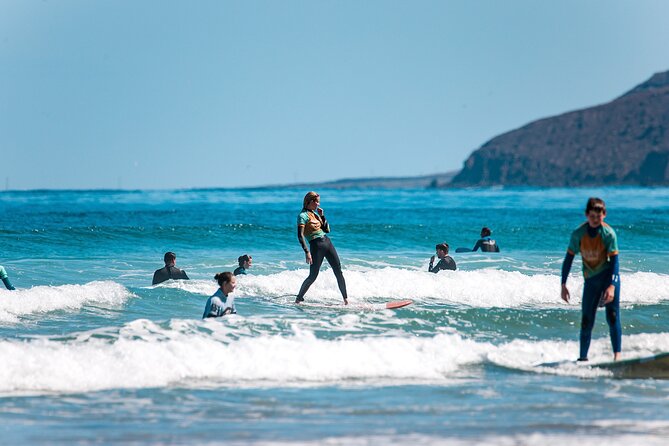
[1,0,668,190]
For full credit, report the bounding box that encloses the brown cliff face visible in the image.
[450,71,669,186]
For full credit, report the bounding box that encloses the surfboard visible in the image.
[297,299,413,311]
[591,352,669,379]
[537,352,669,379]
[455,247,472,253]
[385,299,413,309]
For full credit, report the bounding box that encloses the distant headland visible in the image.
[280,70,669,189]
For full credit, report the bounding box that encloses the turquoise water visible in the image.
[1,187,669,445]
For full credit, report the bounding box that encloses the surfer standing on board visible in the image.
[295,192,348,305]
[561,197,622,362]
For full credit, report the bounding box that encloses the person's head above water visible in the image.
[585,197,606,228]
[435,242,449,257]
[302,191,320,210]
[164,251,176,266]
[214,271,237,294]
[238,254,252,268]
[480,227,492,238]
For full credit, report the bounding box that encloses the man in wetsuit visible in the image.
[472,227,500,252]
[0,265,16,290]
[561,197,621,362]
[233,254,252,276]
[152,252,190,285]
[429,243,457,273]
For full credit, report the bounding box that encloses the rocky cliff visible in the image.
[450,70,669,186]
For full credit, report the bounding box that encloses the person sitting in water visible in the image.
[152,251,190,285]
[471,227,500,252]
[428,243,457,273]
[0,265,16,290]
[203,272,237,318]
[233,254,252,276]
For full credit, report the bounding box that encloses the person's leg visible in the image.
[296,239,326,302]
[322,238,348,302]
[579,277,601,360]
[605,282,622,359]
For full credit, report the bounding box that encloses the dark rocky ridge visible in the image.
[450,70,669,186]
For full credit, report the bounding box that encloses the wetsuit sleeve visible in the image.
[561,252,575,284]
[183,271,190,280]
[609,254,620,286]
[2,277,15,290]
[297,225,309,252]
[321,216,330,233]
[428,260,439,273]
[429,259,453,273]
[472,240,482,252]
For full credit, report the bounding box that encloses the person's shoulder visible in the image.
[601,222,617,232]
[297,210,309,222]
[601,222,618,238]
[210,290,225,304]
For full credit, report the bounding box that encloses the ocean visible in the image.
[1,187,668,445]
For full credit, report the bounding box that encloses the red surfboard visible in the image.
[385,299,413,309]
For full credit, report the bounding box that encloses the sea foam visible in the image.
[0,281,132,324]
[172,268,669,308]
[1,318,667,395]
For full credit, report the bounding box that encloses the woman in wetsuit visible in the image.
[295,192,348,305]
[202,272,237,318]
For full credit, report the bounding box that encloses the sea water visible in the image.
[0,187,668,445]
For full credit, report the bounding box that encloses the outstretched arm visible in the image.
[472,240,482,252]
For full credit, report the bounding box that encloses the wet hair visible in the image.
[214,272,234,287]
[480,227,492,237]
[238,254,251,266]
[302,191,320,210]
[435,243,449,254]
[164,251,176,265]
[585,197,606,214]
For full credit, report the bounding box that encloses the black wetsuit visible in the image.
[233,266,246,276]
[152,264,189,285]
[428,256,457,273]
[296,236,348,302]
[472,237,500,252]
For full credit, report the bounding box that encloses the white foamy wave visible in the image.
[1,318,668,395]
[0,281,133,324]
[184,269,669,308]
[0,319,487,395]
[487,332,669,378]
